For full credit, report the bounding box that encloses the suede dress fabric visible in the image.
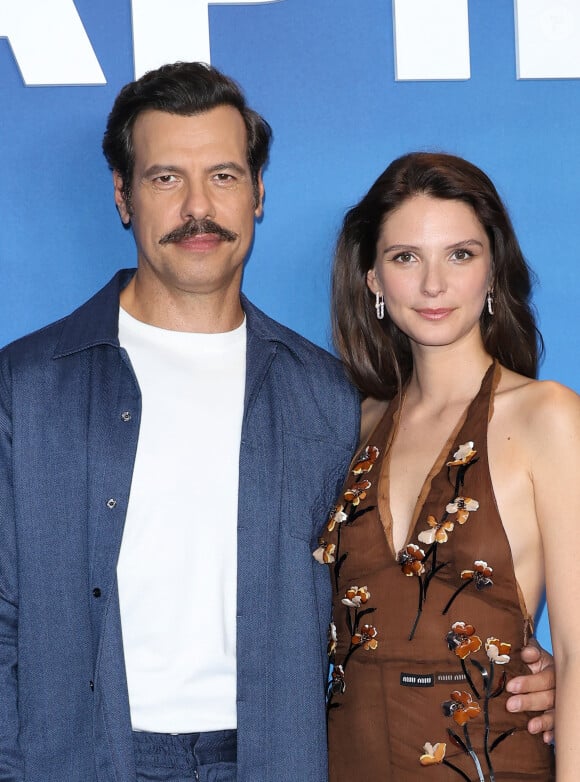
[324,362,555,781]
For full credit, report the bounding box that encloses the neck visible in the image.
[119,274,245,333]
[405,340,493,409]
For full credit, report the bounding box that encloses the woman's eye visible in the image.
[451,249,473,261]
[393,252,415,263]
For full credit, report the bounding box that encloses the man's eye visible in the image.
[214,173,235,183]
[153,174,178,185]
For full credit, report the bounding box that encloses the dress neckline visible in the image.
[377,361,497,558]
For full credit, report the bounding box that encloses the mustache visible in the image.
[159,218,238,245]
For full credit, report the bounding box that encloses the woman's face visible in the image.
[367,194,493,351]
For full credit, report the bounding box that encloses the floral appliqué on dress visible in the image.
[398,441,483,640]
[313,445,381,713]
[419,621,515,781]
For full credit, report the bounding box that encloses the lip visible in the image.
[415,308,454,321]
[175,233,223,251]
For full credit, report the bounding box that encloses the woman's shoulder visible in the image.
[495,365,580,438]
[360,396,391,446]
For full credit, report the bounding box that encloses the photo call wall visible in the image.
[2,0,580,652]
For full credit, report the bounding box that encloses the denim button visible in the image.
[106,498,117,509]
[121,411,132,422]
[92,587,101,598]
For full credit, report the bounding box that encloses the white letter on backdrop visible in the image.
[131,0,283,79]
[0,0,105,85]
[392,0,470,81]
[515,0,580,78]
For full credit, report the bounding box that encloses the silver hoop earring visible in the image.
[486,291,494,316]
[375,291,385,320]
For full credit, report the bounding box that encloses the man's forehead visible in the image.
[131,106,249,160]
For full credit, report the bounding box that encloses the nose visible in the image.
[180,179,214,221]
[421,259,447,297]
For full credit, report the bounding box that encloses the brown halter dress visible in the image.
[320,362,555,781]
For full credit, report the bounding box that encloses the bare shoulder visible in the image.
[495,366,580,443]
[360,396,390,446]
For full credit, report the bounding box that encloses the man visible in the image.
[0,62,554,782]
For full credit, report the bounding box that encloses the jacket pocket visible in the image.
[283,435,353,543]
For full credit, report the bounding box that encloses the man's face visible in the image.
[114,105,263,301]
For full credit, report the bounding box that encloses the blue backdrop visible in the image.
[3,0,580,651]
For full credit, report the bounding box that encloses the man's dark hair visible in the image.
[332,152,543,400]
[102,61,272,209]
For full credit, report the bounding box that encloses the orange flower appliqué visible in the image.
[342,585,371,608]
[461,560,493,589]
[485,636,511,665]
[419,742,446,766]
[343,479,371,506]
[398,543,426,576]
[312,539,336,564]
[327,622,337,657]
[446,441,477,466]
[327,504,348,532]
[329,664,346,694]
[446,496,479,524]
[418,514,455,544]
[446,621,482,659]
[351,624,378,650]
[443,690,482,726]
[352,445,380,475]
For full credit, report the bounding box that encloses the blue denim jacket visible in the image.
[0,270,360,781]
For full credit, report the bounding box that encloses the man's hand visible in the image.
[505,639,555,743]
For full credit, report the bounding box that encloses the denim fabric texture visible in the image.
[133,730,237,782]
[0,270,360,782]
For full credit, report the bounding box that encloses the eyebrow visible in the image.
[382,238,485,254]
[382,244,420,254]
[445,239,485,251]
[209,162,247,176]
[142,164,180,178]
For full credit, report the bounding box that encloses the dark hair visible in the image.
[332,152,543,400]
[102,61,272,209]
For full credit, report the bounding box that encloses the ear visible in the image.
[254,170,265,218]
[366,268,380,295]
[113,171,131,225]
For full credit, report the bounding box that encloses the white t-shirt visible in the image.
[117,307,246,733]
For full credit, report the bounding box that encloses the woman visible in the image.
[317,153,579,780]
